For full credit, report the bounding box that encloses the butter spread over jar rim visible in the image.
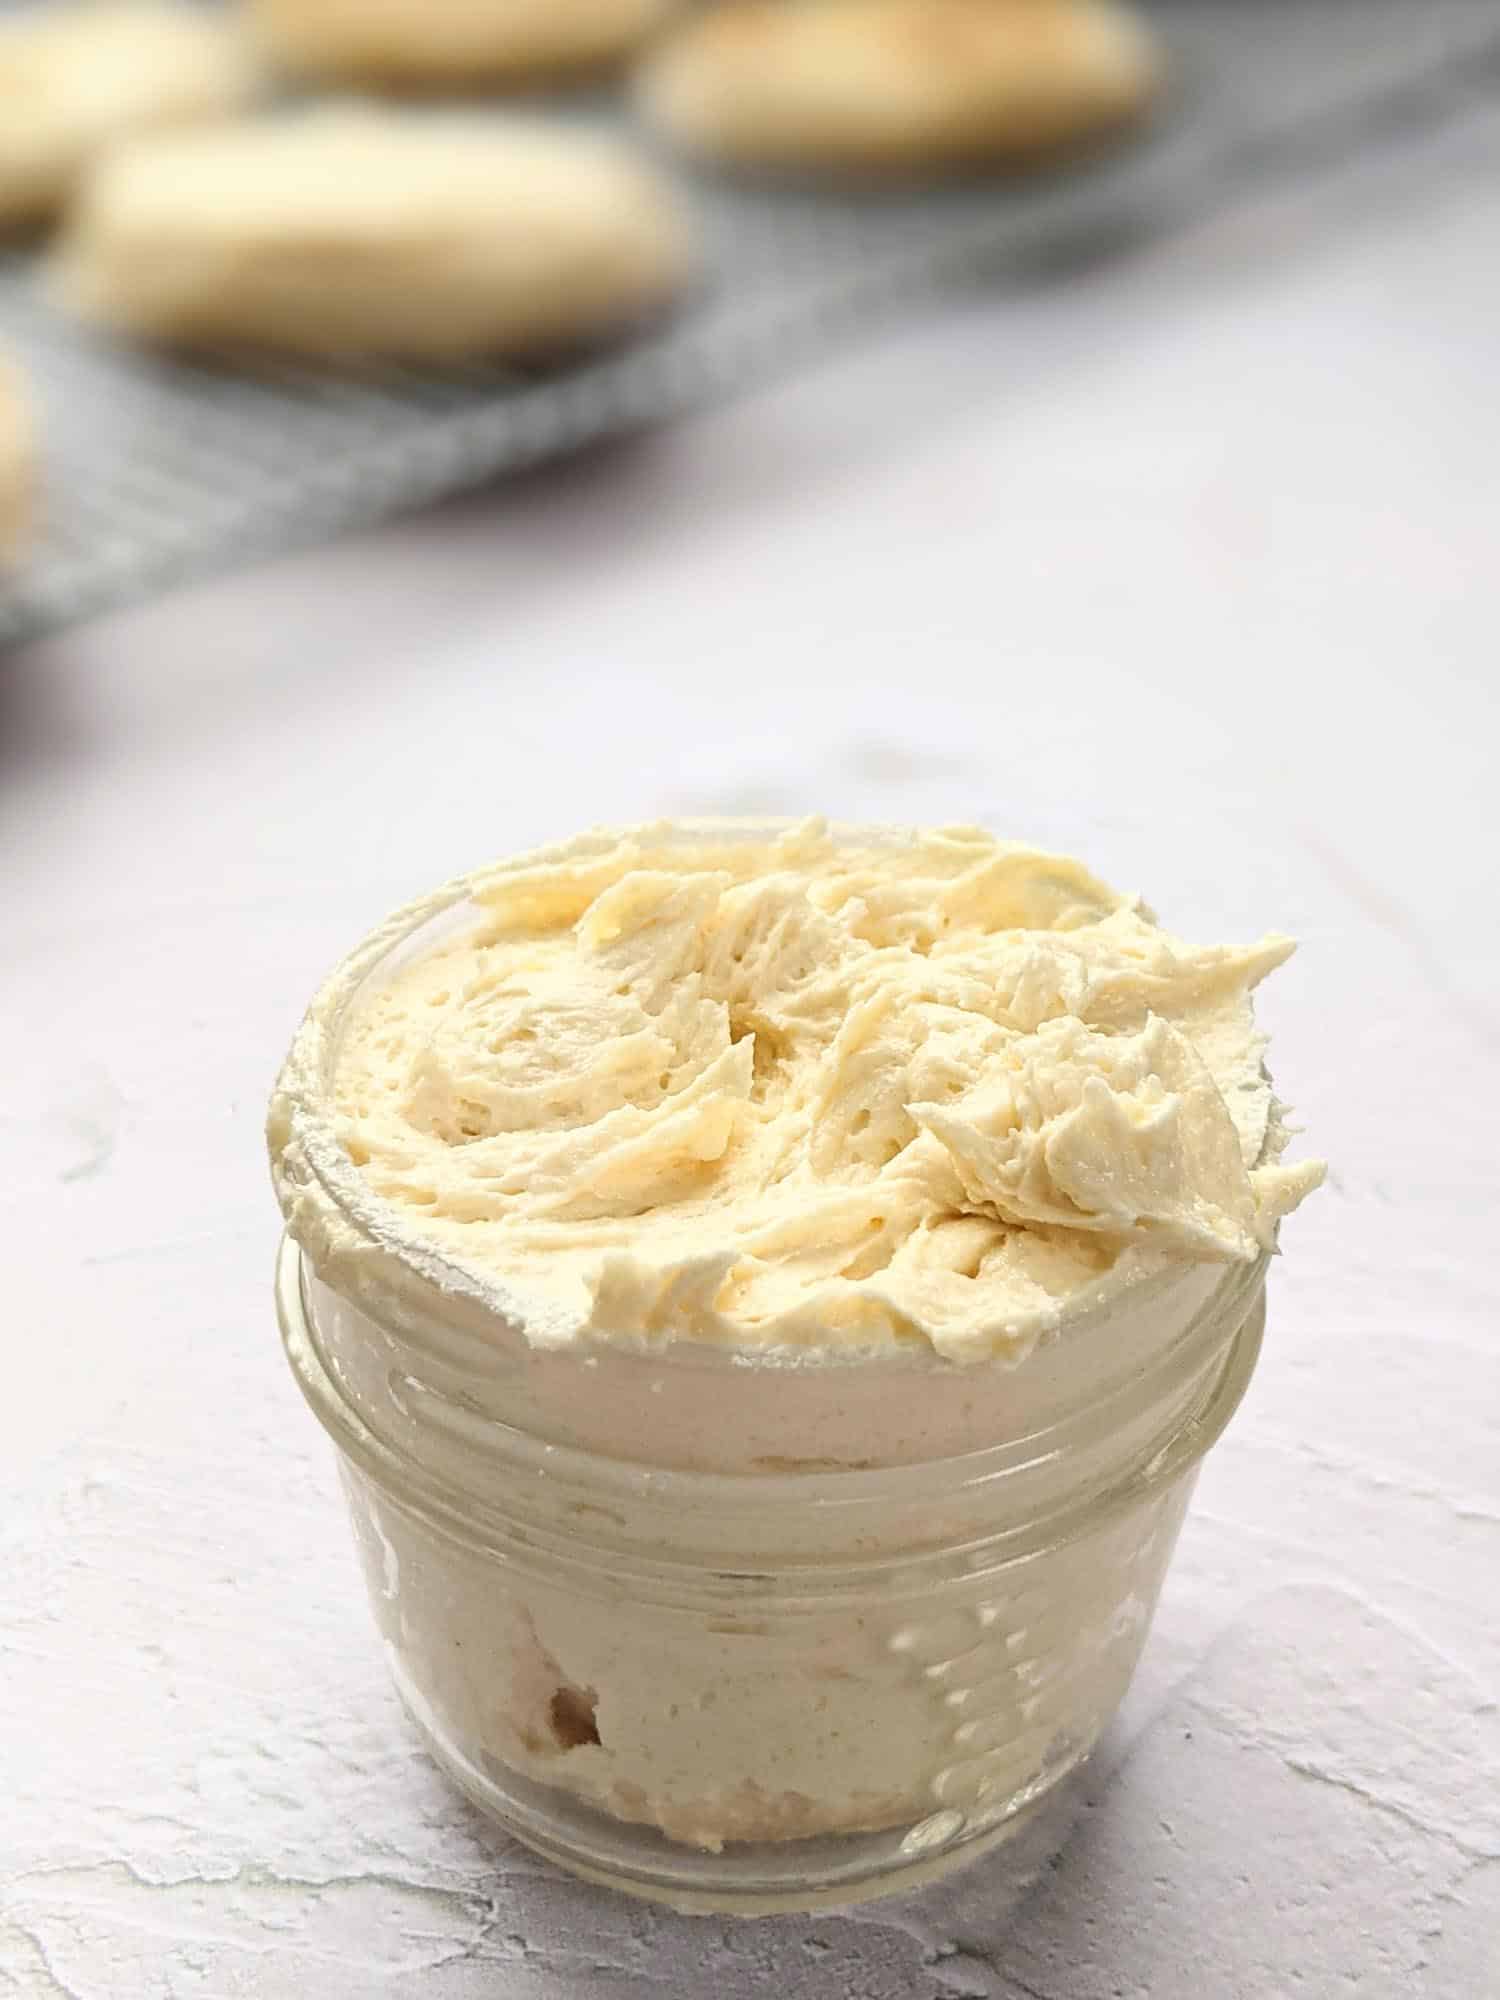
[268,817,1320,1372]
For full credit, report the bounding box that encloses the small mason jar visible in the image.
[269,873,1270,1915]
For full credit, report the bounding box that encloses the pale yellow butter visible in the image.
[328,820,1322,1363]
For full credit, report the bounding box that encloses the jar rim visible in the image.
[279,1232,1264,1597]
[278,1228,1266,1523]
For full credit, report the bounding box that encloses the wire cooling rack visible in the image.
[2,0,1498,646]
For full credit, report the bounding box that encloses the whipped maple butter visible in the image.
[269,820,1321,1904]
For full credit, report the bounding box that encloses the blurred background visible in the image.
[2,2,1497,1995]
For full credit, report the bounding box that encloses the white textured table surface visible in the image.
[4,105,1498,2000]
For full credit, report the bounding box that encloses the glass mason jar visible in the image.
[270,866,1270,1915]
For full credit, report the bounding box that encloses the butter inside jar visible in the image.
[314,818,1322,1364]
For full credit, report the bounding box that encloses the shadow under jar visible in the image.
[274,998,1266,1913]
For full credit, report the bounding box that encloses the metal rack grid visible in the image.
[2,0,1498,646]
